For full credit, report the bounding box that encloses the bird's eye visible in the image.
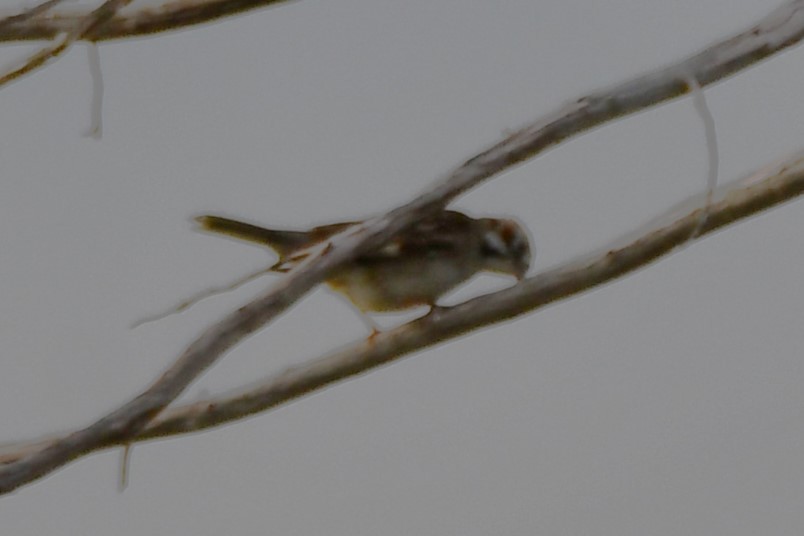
[481,231,508,257]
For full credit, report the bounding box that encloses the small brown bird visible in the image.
[195,210,531,318]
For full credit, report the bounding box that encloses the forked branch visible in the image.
[2,0,804,494]
[3,148,804,468]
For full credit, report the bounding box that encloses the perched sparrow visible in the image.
[195,210,532,316]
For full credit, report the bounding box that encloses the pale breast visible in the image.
[326,256,481,312]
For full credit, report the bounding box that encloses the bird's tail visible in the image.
[194,215,312,258]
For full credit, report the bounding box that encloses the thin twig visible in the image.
[131,264,276,328]
[686,74,720,238]
[117,443,131,491]
[85,41,103,138]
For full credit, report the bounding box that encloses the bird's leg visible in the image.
[357,311,382,339]
[423,303,452,321]
[328,291,382,338]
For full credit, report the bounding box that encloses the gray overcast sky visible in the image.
[3,1,804,534]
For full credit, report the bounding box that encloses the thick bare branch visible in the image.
[3,149,804,465]
[0,0,69,30]
[0,0,132,86]
[0,0,294,42]
[115,151,804,440]
[1,0,804,494]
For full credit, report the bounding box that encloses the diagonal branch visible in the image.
[0,0,133,87]
[3,149,804,465]
[0,0,69,31]
[92,150,804,441]
[2,0,804,494]
[0,0,295,42]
